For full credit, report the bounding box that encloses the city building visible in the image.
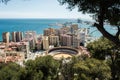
[54,29,60,36]
[36,35,43,50]
[76,28,89,46]
[16,32,23,42]
[44,28,55,36]
[7,42,30,54]
[24,31,37,41]
[11,32,16,42]
[1,51,25,63]
[36,41,42,50]
[72,35,80,48]
[60,27,70,34]
[2,32,10,43]
[42,36,49,50]
[49,35,59,47]
[24,31,37,49]
[70,24,78,34]
[60,34,72,47]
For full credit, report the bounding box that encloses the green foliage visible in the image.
[59,56,82,80]
[0,56,60,80]
[58,0,120,26]
[87,37,115,60]
[0,55,113,80]
[33,71,43,80]
[87,36,120,80]
[25,55,60,80]
[73,58,111,80]
[58,56,111,80]
[0,62,25,80]
[60,60,74,80]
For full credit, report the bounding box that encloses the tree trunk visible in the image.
[96,25,120,47]
[110,53,116,80]
[111,63,116,80]
[95,1,120,47]
[97,2,119,80]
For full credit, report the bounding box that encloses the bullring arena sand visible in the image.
[53,53,72,59]
[48,47,79,59]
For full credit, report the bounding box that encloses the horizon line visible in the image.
[0,17,93,21]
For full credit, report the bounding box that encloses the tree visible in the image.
[25,55,60,80]
[73,58,111,80]
[59,57,75,80]
[58,0,120,46]
[87,37,120,80]
[59,56,111,80]
[87,37,114,60]
[0,62,25,80]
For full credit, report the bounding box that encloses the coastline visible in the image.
[0,18,116,41]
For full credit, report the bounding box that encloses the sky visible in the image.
[0,0,92,20]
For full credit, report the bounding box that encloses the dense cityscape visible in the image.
[0,0,119,80]
[0,23,93,64]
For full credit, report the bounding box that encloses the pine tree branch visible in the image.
[116,26,120,38]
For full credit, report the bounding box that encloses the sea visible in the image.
[0,18,117,41]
